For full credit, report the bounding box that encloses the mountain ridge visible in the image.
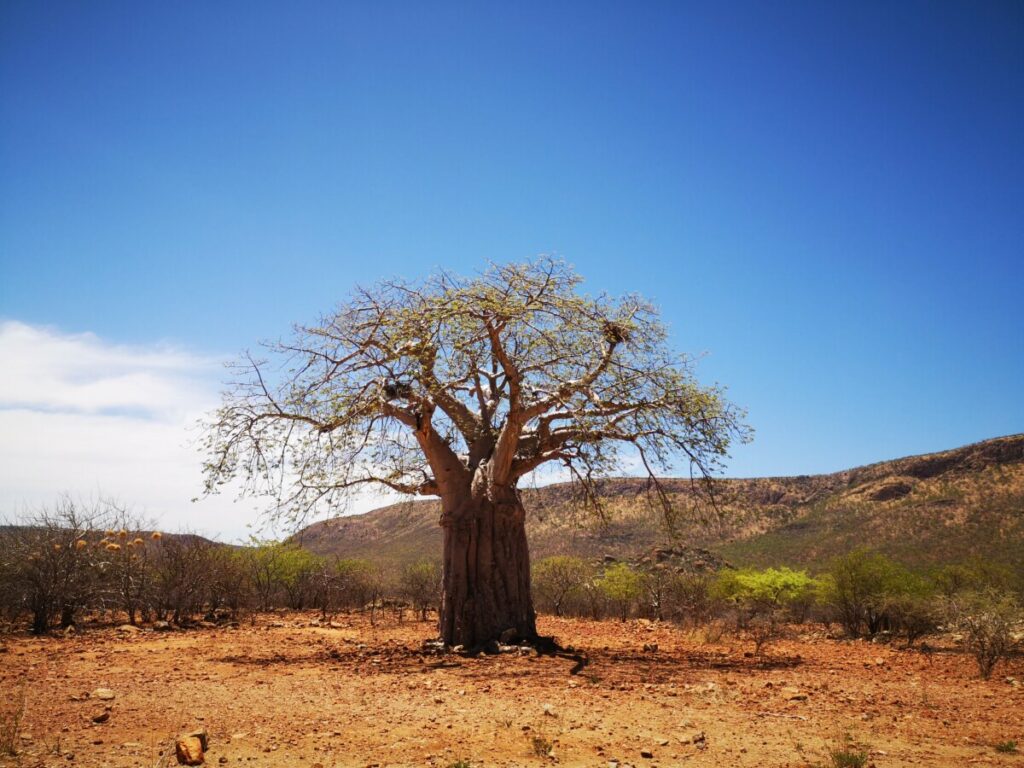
[292,433,1024,570]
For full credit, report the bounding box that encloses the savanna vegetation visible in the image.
[2,498,1020,680]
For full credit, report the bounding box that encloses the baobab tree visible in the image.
[201,259,747,647]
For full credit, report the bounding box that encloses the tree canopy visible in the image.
[201,258,748,524]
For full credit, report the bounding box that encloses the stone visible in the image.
[499,628,519,644]
[542,703,556,717]
[92,689,115,701]
[482,639,501,655]
[185,729,209,751]
[92,712,109,723]
[175,735,205,766]
[153,621,173,631]
[641,747,654,758]
[116,624,140,633]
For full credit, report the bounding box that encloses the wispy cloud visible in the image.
[0,321,215,420]
[0,321,308,540]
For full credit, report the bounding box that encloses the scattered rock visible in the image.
[153,621,173,632]
[91,712,109,724]
[91,689,115,701]
[186,730,209,751]
[640,747,654,758]
[482,639,501,654]
[679,731,706,745]
[643,643,658,652]
[116,624,140,633]
[175,734,205,766]
[541,703,556,717]
[499,628,519,644]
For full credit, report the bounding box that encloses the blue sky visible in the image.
[1,2,1022,535]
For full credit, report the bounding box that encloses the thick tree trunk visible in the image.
[439,484,536,648]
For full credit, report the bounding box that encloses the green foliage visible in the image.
[713,567,820,609]
[933,558,1015,598]
[995,740,1018,754]
[229,539,326,611]
[713,567,822,653]
[821,549,935,638]
[400,559,441,619]
[533,556,592,616]
[597,562,643,621]
[828,748,868,768]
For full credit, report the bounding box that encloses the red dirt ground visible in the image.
[1,613,1021,767]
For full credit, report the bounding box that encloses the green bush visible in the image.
[597,562,643,621]
[821,549,933,639]
[713,567,821,653]
[533,556,592,617]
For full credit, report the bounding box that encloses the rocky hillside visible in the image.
[292,434,1024,571]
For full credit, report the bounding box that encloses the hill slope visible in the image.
[293,434,1024,571]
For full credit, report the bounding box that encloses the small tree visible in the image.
[532,556,592,617]
[150,534,214,624]
[207,546,251,617]
[597,562,644,621]
[277,546,324,610]
[822,549,906,637]
[714,567,820,655]
[400,560,442,620]
[201,259,747,647]
[333,558,377,611]
[3,499,109,633]
[663,571,716,627]
[102,507,159,625]
[946,590,1022,679]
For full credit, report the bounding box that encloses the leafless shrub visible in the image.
[946,589,1022,678]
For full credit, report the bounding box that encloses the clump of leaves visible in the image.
[447,760,474,768]
[828,749,868,768]
[995,740,1018,754]
[820,731,869,768]
[530,735,554,757]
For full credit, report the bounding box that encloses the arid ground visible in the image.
[2,614,1021,768]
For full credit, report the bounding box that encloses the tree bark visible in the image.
[439,484,537,648]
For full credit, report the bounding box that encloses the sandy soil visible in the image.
[1,613,1021,767]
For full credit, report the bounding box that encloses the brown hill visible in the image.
[292,434,1024,571]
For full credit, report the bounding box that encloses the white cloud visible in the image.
[0,321,387,541]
